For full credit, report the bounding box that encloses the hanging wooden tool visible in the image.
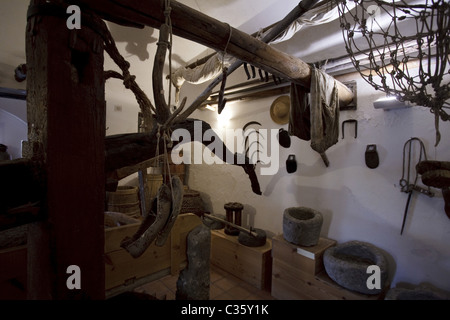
[243,62,280,83]
[243,63,252,80]
[218,67,228,114]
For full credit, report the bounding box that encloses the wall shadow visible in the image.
[107,23,157,61]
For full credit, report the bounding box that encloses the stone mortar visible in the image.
[323,240,389,295]
[283,207,323,246]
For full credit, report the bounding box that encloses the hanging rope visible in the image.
[158,0,176,196]
[89,10,157,132]
[163,130,174,194]
[218,24,233,114]
[164,0,174,109]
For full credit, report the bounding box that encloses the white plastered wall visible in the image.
[181,67,450,292]
[101,11,450,293]
[0,98,27,160]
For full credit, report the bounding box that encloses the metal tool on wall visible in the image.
[399,137,435,235]
[365,144,379,169]
[342,119,357,139]
[243,62,282,84]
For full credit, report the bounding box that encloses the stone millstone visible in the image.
[202,213,226,230]
[385,283,450,300]
[323,240,389,295]
[238,228,267,247]
[283,207,323,246]
[176,224,211,300]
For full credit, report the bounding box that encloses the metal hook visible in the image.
[342,119,358,139]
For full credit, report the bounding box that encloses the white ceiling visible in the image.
[180,0,299,32]
[171,0,349,65]
[0,0,348,91]
[1,0,428,91]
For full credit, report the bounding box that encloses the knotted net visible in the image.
[336,0,449,145]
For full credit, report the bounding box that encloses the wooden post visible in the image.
[26,1,105,299]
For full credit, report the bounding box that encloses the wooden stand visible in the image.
[210,229,272,291]
[0,213,202,299]
[105,213,201,297]
[271,234,388,300]
[0,245,27,299]
[272,234,336,276]
[272,259,388,300]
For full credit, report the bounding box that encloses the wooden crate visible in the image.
[210,229,272,290]
[271,258,387,300]
[0,213,202,298]
[0,245,27,300]
[272,234,336,275]
[105,213,202,294]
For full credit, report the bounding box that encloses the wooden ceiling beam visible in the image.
[77,0,354,106]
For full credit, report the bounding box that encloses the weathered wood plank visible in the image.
[152,23,171,123]
[210,229,272,290]
[104,213,201,290]
[26,3,106,299]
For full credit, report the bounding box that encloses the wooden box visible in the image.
[271,258,387,300]
[210,229,272,290]
[0,213,202,298]
[0,245,27,299]
[271,234,336,275]
[105,213,201,295]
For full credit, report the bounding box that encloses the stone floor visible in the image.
[133,263,275,300]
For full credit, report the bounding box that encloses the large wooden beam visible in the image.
[175,0,321,121]
[26,1,105,299]
[105,119,262,195]
[76,0,354,106]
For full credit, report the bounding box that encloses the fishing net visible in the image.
[335,0,449,145]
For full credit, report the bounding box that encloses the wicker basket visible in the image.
[147,174,163,200]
